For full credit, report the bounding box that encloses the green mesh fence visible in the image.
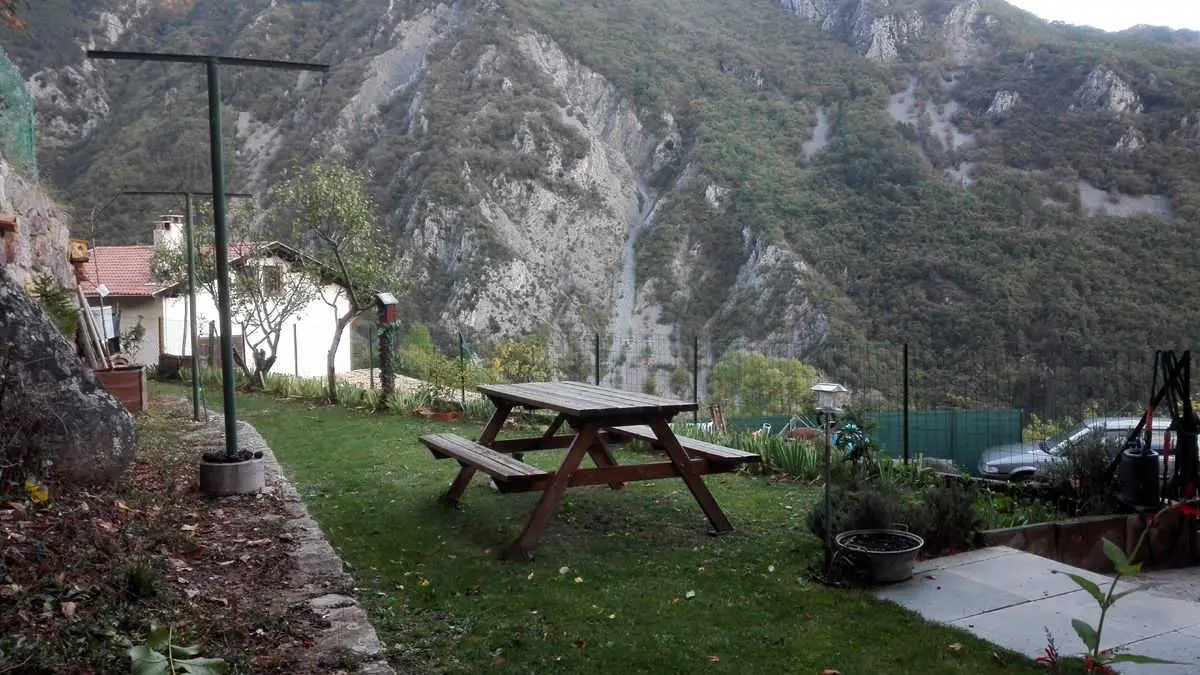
[0,45,36,175]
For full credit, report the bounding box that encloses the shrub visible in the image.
[1038,437,1119,516]
[807,485,906,542]
[911,481,984,555]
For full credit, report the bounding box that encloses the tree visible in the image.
[152,205,320,389]
[273,163,396,402]
[708,350,821,416]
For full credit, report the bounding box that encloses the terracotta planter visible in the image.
[95,365,148,414]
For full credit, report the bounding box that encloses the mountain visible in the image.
[7,0,1200,403]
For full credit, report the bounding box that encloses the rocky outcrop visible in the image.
[0,268,136,485]
[986,90,1021,119]
[1115,125,1144,152]
[1072,65,1143,115]
[777,0,925,63]
[0,154,74,289]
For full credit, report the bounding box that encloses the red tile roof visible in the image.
[79,241,306,298]
[78,246,171,298]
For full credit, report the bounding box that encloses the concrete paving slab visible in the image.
[1055,586,1200,638]
[947,551,1114,600]
[876,571,1028,623]
[878,546,1200,665]
[1113,629,1200,675]
[949,596,1148,656]
[912,546,1018,575]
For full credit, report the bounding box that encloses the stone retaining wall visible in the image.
[977,510,1200,573]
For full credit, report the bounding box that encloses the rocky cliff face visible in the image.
[1072,65,1143,115]
[0,153,73,290]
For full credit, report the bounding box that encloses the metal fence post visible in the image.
[594,333,600,385]
[459,332,466,409]
[368,331,375,389]
[903,342,910,466]
[693,335,700,423]
[292,323,299,377]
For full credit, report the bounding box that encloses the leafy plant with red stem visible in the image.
[1040,492,1199,673]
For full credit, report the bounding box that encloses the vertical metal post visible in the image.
[368,332,375,389]
[903,342,910,466]
[459,332,466,408]
[693,335,700,423]
[185,192,201,421]
[823,412,833,575]
[594,333,600,385]
[293,323,299,376]
[206,57,238,458]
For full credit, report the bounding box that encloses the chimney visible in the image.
[153,214,185,249]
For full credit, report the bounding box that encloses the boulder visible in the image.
[0,267,135,484]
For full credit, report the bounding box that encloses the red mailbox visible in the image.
[375,292,398,325]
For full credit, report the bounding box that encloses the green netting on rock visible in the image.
[0,45,36,175]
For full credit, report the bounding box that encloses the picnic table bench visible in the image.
[419,381,759,557]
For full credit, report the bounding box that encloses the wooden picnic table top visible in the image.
[477,381,697,419]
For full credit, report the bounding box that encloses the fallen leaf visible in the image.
[558,566,569,575]
[491,657,508,668]
[685,590,696,599]
[116,500,133,511]
[573,576,583,584]
[527,572,535,580]
[180,524,197,532]
[804,612,813,621]
[96,521,116,533]
[573,639,587,649]
[948,643,964,654]
[820,670,841,675]
[670,597,682,605]
[767,565,775,573]
[709,656,720,664]
[420,578,431,587]
[7,501,25,515]
[246,538,271,546]
[60,601,77,619]
[607,613,616,619]
[185,589,200,599]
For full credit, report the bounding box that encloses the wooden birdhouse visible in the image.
[69,238,90,263]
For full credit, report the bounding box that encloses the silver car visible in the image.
[976,417,1172,480]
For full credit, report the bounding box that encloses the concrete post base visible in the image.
[199,458,265,496]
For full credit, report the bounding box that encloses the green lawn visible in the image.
[180,387,1041,674]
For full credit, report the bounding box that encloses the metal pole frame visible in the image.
[117,190,252,422]
[88,49,328,459]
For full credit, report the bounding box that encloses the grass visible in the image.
[164,383,1043,674]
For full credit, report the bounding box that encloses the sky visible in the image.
[1005,0,1200,32]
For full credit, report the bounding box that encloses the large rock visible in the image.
[0,268,135,484]
[1072,65,1144,115]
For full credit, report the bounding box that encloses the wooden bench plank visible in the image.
[422,433,550,487]
[608,425,761,465]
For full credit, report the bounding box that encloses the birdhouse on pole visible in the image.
[375,292,398,325]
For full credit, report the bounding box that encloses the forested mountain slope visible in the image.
[6,0,1200,400]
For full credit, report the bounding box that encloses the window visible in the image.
[262,265,283,296]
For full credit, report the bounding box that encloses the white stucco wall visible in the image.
[160,283,355,378]
[90,296,162,367]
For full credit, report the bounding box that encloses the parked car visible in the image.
[976,417,1173,481]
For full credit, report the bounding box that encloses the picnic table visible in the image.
[420,381,760,556]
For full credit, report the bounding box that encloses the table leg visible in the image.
[586,435,625,490]
[507,423,599,558]
[648,418,733,535]
[440,401,512,508]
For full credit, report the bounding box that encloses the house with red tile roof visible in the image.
[80,215,355,376]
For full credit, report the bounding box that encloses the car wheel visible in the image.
[1009,471,1036,483]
